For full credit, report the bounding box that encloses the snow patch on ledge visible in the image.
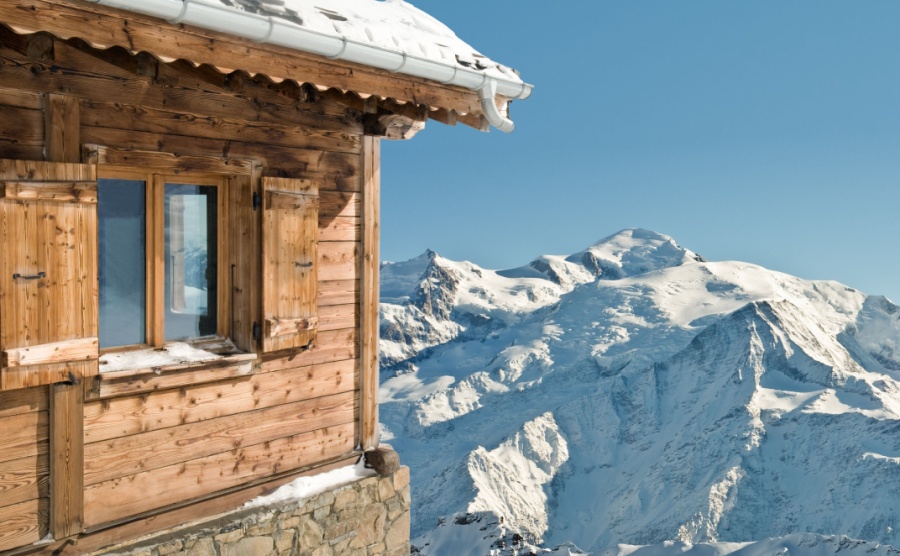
[99,342,224,373]
[244,460,377,510]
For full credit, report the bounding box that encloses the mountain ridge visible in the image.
[378,229,900,555]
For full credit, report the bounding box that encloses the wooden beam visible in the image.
[2,338,98,368]
[0,180,97,204]
[359,136,380,450]
[49,382,83,539]
[0,0,486,119]
[83,144,254,175]
[43,93,80,163]
[265,316,318,339]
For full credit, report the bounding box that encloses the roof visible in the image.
[221,0,525,86]
[3,0,531,131]
[91,0,532,101]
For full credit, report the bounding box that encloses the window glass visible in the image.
[164,183,218,340]
[98,178,146,348]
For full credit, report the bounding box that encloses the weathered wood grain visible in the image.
[360,137,380,450]
[0,410,48,464]
[83,421,356,527]
[84,391,357,485]
[0,386,48,418]
[318,216,360,243]
[0,180,98,203]
[0,104,43,159]
[0,452,48,508]
[262,177,319,353]
[90,357,256,400]
[260,328,358,372]
[43,93,80,163]
[84,357,357,442]
[85,144,253,175]
[50,382,84,538]
[3,337,98,368]
[318,280,359,307]
[0,497,48,552]
[318,242,358,283]
[2,360,98,391]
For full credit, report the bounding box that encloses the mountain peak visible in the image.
[568,228,704,280]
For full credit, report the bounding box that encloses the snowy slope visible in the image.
[378,229,900,555]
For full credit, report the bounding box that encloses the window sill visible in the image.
[88,340,257,400]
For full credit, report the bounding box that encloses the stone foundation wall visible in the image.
[94,467,410,556]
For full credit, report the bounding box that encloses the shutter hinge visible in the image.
[252,322,261,342]
[252,192,262,211]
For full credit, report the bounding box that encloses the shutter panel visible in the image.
[261,177,319,353]
[0,159,98,390]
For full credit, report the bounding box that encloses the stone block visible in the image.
[333,488,359,512]
[299,515,325,548]
[367,542,386,555]
[377,478,395,501]
[186,538,215,556]
[392,467,410,491]
[276,530,295,553]
[282,516,301,530]
[215,529,245,545]
[222,537,274,556]
[385,512,410,551]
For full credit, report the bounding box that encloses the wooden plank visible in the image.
[260,328,358,372]
[0,452,49,508]
[0,104,43,159]
[266,189,318,210]
[81,127,360,180]
[319,191,360,219]
[318,304,357,332]
[360,137,380,451]
[0,86,43,109]
[49,382,83,538]
[0,386,48,418]
[84,357,357,442]
[2,360,98,391]
[318,280,359,307]
[228,172,259,353]
[0,410,48,464]
[84,391,357,486]
[0,0,486,118]
[3,337,98,368]
[0,498,48,552]
[43,93,80,163]
[0,159,95,181]
[79,98,362,155]
[318,216,360,243]
[318,242,358,283]
[1,180,98,203]
[83,421,356,528]
[266,316,318,339]
[85,144,253,175]
[90,357,255,400]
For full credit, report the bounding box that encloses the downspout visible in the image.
[84,0,533,131]
[478,79,515,133]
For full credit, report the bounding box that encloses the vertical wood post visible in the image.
[50,381,84,538]
[43,93,81,163]
[360,136,381,450]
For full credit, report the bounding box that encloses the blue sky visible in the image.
[381,1,900,303]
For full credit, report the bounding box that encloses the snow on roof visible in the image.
[216,0,524,84]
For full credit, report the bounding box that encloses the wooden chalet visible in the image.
[0,0,531,553]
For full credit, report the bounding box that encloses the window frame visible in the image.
[98,166,230,352]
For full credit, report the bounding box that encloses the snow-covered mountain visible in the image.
[378,229,900,555]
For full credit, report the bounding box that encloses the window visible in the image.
[98,169,228,349]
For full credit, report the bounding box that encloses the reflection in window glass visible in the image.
[164,184,217,340]
[98,178,146,348]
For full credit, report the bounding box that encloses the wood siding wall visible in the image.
[0,387,50,551]
[0,25,375,551]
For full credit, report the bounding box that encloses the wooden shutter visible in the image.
[0,159,99,390]
[261,177,319,353]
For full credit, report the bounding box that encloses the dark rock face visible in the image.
[412,257,459,320]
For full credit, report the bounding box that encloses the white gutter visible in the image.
[83,0,533,132]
